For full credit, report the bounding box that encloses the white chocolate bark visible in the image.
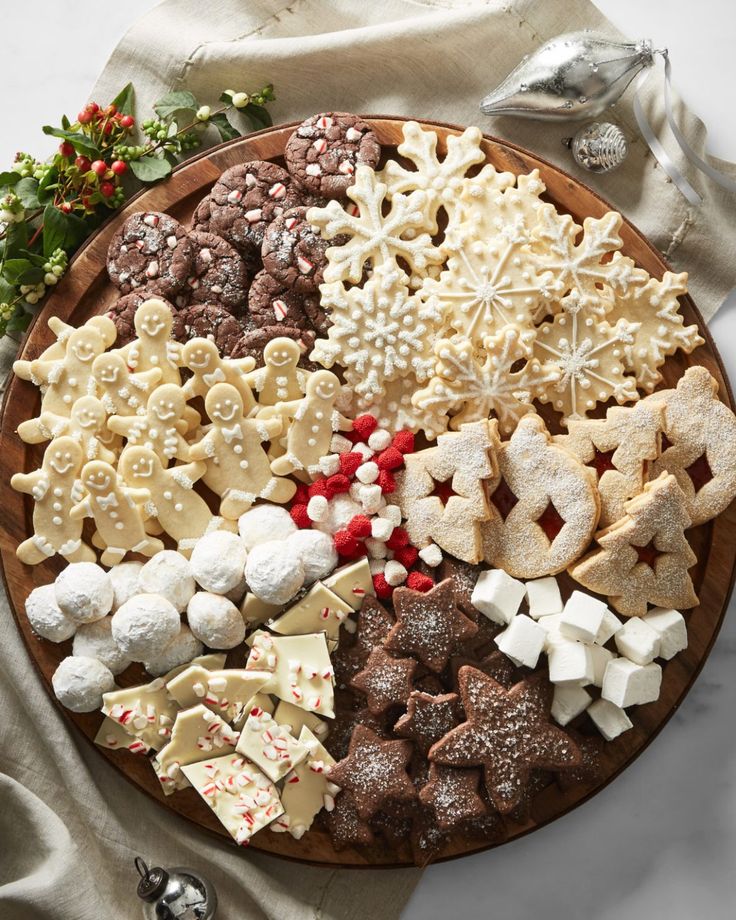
[274,726,339,839]
[267,582,353,646]
[235,705,309,782]
[166,665,270,724]
[246,631,335,718]
[322,558,374,610]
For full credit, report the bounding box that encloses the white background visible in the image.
[3,2,736,919]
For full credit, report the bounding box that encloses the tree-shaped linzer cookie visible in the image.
[569,471,698,617]
[480,414,600,578]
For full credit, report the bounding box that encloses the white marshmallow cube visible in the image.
[418,544,443,567]
[367,429,392,451]
[525,577,563,619]
[352,442,374,461]
[641,608,687,660]
[594,608,623,645]
[588,644,615,688]
[537,614,568,650]
[471,569,525,625]
[551,684,592,727]
[358,484,382,513]
[547,640,594,686]
[369,559,386,575]
[560,591,608,643]
[318,454,340,476]
[614,618,661,665]
[494,615,546,669]
[307,494,329,522]
[370,517,394,542]
[601,658,662,708]
[587,698,633,741]
[355,461,379,484]
[365,537,388,559]
[384,560,408,587]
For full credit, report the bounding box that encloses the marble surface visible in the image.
[3,2,736,918]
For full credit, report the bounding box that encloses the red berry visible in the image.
[289,503,311,529]
[111,160,128,176]
[77,110,93,124]
[307,479,330,499]
[75,155,92,172]
[103,122,114,135]
[386,526,409,551]
[91,160,107,176]
[120,114,135,128]
[105,103,118,116]
[406,571,434,593]
[391,430,415,454]
[100,181,115,198]
[347,515,372,538]
[58,141,75,158]
[373,573,393,600]
[85,102,100,114]
[59,202,73,214]
[339,452,363,478]
[376,447,404,471]
[377,470,396,494]
[334,530,361,557]
[393,545,419,568]
[351,414,378,441]
[325,473,350,497]
[293,483,310,504]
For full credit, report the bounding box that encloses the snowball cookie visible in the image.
[187,593,246,649]
[25,584,77,643]
[190,531,247,594]
[72,617,132,675]
[238,504,296,551]
[111,593,181,661]
[286,529,338,584]
[245,540,305,606]
[109,561,143,610]
[143,625,204,677]
[224,575,247,605]
[55,562,114,624]
[138,551,196,612]
[52,655,115,713]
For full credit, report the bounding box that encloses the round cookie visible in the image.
[247,269,319,331]
[284,112,380,199]
[107,211,193,298]
[190,194,212,232]
[230,324,316,369]
[106,292,177,346]
[261,207,343,295]
[174,303,247,355]
[185,230,251,312]
[209,161,298,256]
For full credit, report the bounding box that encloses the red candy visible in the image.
[393,545,419,568]
[391,430,415,454]
[386,527,409,550]
[289,504,311,528]
[377,470,396,493]
[351,414,378,441]
[307,479,330,499]
[406,571,434,592]
[347,515,372,538]
[339,452,363,478]
[333,530,362,557]
[372,573,394,599]
[293,483,310,504]
[376,447,404,471]
[325,473,351,497]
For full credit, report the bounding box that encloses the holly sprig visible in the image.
[0,82,274,339]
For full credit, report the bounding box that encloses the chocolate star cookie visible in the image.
[350,646,417,715]
[393,691,462,755]
[324,792,376,850]
[419,764,487,831]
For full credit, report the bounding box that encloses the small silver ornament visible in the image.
[480,32,654,121]
[563,122,628,173]
[135,857,218,920]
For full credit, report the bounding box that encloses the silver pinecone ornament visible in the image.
[565,122,628,173]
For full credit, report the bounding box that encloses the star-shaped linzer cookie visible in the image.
[385,578,478,672]
[350,646,417,715]
[429,667,581,815]
[393,690,462,755]
[419,764,487,830]
[327,725,416,820]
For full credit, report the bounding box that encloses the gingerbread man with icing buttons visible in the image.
[189,382,296,519]
[17,395,118,464]
[27,324,108,418]
[113,299,181,385]
[11,436,96,565]
[70,459,164,566]
[246,338,311,407]
[13,315,117,383]
[118,445,236,556]
[270,370,353,480]
[92,352,162,418]
[181,337,257,411]
[108,383,195,464]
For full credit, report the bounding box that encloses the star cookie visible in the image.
[418,764,487,831]
[350,646,417,715]
[393,690,462,754]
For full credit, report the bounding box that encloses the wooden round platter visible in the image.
[0,117,734,868]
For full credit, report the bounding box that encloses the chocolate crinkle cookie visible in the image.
[173,303,247,355]
[246,269,324,332]
[189,195,212,233]
[230,324,316,368]
[107,211,193,298]
[284,112,381,199]
[209,161,299,256]
[261,206,345,295]
[184,230,251,313]
[106,292,178,347]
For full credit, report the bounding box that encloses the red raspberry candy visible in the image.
[308,479,330,499]
[293,483,310,504]
[289,504,311,529]
[325,473,351,497]
[391,430,415,454]
[333,530,362,557]
[393,545,419,568]
[339,452,363,478]
[406,571,434,592]
[377,470,396,493]
[373,573,393,600]
[386,527,409,551]
[376,447,404,471]
[347,515,372,538]
[351,414,378,441]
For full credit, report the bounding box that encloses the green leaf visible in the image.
[3,220,28,257]
[129,156,172,183]
[110,82,135,116]
[15,178,40,210]
[41,126,100,160]
[61,114,71,130]
[219,91,233,105]
[7,309,32,333]
[210,113,240,142]
[0,171,20,188]
[153,90,197,121]
[0,276,15,303]
[2,258,33,284]
[37,166,59,204]
[42,204,88,257]
[243,103,272,131]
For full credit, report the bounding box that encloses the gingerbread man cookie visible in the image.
[27,323,109,418]
[11,436,95,565]
[70,459,164,565]
[108,384,194,464]
[13,315,117,383]
[113,299,181,386]
[245,337,311,406]
[91,352,162,417]
[180,337,257,411]
[189,383,296,519]
[18,395,118,465]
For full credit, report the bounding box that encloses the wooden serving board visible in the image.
[1,118,734,868]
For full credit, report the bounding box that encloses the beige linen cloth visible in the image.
[1,2,734,919]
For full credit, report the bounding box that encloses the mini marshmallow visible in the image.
[25,584,77,642]
[352,442,374,461]
[641,608,688,660]
[367,429,392,451]
[614,618,661,665]
[547,640,594,686]
[355,461,379,484]
[330,434,352,454]
[471,569,525,625]
[238,504,296,550]
[52,655,115,713]
[560,591,608,643]
[537,614,567,650]
[365,537,388,559]
[318,453,341,476]
[525,577,563,619]
[587,698,633,741]
[73,617,132,675]
[601,658,662,708]
[358,484,383,514]
[190,531,248,594]
[55,562,114,624]
[378,505,402,527]
[494,614,545,669]
[588,644,615,688]
[245,540,305,605]
[307,495,329,522]
[418,544,443,568]
[314,494,363,535]
[286,529,339,584]
[187,593,246,649]
[138,551,196,613]
[143,625,205,676]
[384,560,408,587]
[369,559,386,575]
[594,608,623,645]
[109,561,143,610]
[111,593,181,661]
[551,684,592,727]
[370,517,394,542]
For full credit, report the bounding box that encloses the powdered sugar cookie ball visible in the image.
[26,584,77,643]
[72,617,132,675]
[143,625,204,676]
[52,655,115,713]
[111,593,181,661]
[286,529,338,584]
[187,593,246,649]
[55,563,114,624]
[313,494,363,536]
[109,561,143,610]
[138,551,196,612]
[224,575,247,605]
[245,540,304,605]
[190,531,247,594]
[238,504,297,551]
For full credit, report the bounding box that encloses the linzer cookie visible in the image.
[262,206,344,294]
[184,230,250,312]
[107,211,193,298]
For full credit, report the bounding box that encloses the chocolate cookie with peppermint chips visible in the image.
[261,206,345,295]
[107,211,193,298]
[184,230,251,313]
